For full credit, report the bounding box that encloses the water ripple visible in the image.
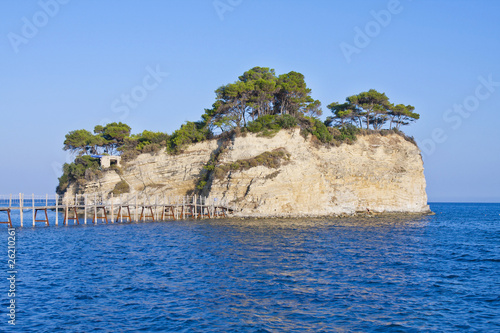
[0,203,499,331]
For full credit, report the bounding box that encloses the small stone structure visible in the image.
[99,156,121,169]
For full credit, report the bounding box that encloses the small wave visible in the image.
[74,294,94,300]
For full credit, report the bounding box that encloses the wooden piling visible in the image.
[0,208,13,228]
[64,201,68,225]
[93,193,97,224]
[32,193,35,227]
[19,193,23,227]
[155,195,158,221]
[111,193,114,223]
[84,194,87,224]
[55,194,59,226]
[0,193,232,228]
[193,195,196,219]
[182,196,185,220]
[134,194,138,222]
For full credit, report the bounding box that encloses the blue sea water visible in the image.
[1,203,499,332]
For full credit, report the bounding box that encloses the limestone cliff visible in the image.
[63,129,430,217]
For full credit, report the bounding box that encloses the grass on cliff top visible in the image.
[358,128,417,146]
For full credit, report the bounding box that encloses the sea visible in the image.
[1,202,499,332]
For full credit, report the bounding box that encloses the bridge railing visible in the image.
[0,192,234,227]
[0,194,58,207]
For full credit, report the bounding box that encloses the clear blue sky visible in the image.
[1,0,499,202]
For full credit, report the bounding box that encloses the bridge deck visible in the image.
[0,193,233,227]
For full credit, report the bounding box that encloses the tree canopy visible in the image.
[63,129,102,155]
[204,67,322,133]
[389,104,420,130]
[274,71,322,117]
[327,89,419,130]
[58,67,421,194]
[61,75,420,160]
[63,122,131,156]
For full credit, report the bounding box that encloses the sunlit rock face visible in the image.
[64,128,429,217]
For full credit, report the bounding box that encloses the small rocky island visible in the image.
[58,67,430,217]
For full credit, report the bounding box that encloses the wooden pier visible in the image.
[0,193,233,228]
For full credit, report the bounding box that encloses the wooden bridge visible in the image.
[0,193,233,228]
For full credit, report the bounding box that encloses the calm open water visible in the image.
[1,203,499,332]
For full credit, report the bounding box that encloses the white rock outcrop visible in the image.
[64,129,430,217]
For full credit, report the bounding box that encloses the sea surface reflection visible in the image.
[2,203,499,332]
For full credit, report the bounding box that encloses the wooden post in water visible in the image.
[203,196,206,218]
[122,194,127,223]
[212,197,216,217]
[64,197,68,225]
[173,196,176,220]
[94,193,97,224]
[84,194,87,224]
[141,194,145,222]
[111,193,114,223]
[134,194,138,222]
[118,194,122,223]
[176,196,179,220]
[162,193,166,221]
[154,195,158,221]
[19,193,23,227]
[9,194,12,208]
[75,194,79,224]
[121,194,125,223]
[55,194,59,226]
[176,196,178,220]
[32,193,35,227]
[194,195,197,219]
[75,194,78,218]
[182,196,185,220]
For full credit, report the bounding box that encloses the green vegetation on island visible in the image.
[57,66,420,194]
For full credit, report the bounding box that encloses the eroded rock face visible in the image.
[64,129,429,217]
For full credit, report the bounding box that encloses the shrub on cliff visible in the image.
[299,117,333,143]
[245,114,298,137]
[135,130,169,152]
[167,121,209,154]
[140,143,162,154]
[213,148,290,180]
[120,149,140,163]
[56,155,100,194]
[118,130,169,156]
[246,120,263,133]
[276,114,298,129]
[112,180,130,195]
[335,124,359,142]
[246,115,281,137]
[366,128,417,146]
